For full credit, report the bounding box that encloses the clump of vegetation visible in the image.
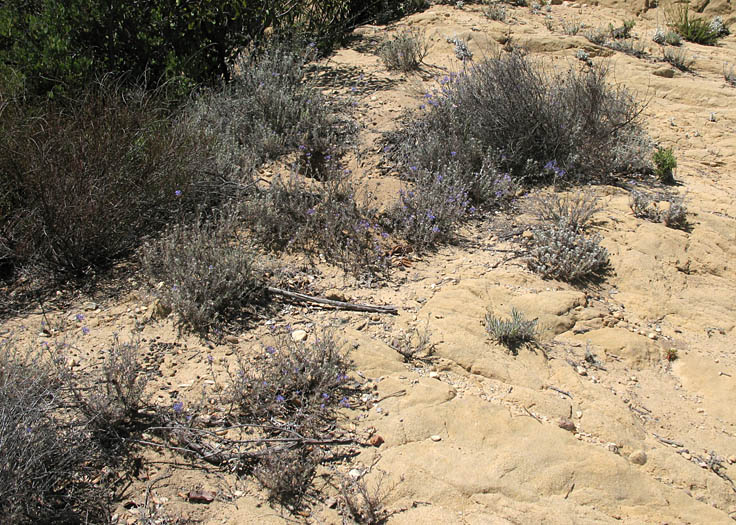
[241,166,389,277]
[485,307,538,351]
[562,18,583,35]
[379,29,430,72]
[606,38,648,58]
[0,81,220,278]
[0,336,117,523]
[385,153,518,250]
[653,27,682,45]
[229,330,351,430]
[141,208,267,334]
[665,348,679,361]
[629,190,688,230]
[662,46,693,71]
[484,2,508,21]
[452,37,474,61]
[62,334,151,448]
[653,146,678,183]
[385,51,650,187]
[609,19,636,39]
[724,63,736,86]
[526,223,610,282]
[667,2,728,46]
[189,44,353,178]
[532,190,602,233]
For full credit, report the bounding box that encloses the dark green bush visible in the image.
[0,0,429,99]
[653,146,677,183]
[0,82,220,277]
[667,2,726,46]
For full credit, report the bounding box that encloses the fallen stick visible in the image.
[547,385,574,399]
[653,433,683,447]
[523,406,543,424]
[266,286,398,314]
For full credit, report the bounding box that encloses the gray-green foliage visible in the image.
[526,223,609,282]
[485,308,538,351]
[379,29,430,72]
[141,208,266,334]
[629,190,688,230]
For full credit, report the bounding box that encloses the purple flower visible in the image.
[276,394,285,403]
[409,166,417,172]
[75,313,84,322]
[175,189,182,197]
[173,401,184,414]
[322,393,329,400]
[450,151,457,157]
[207,354,214,364]
[339,397,350,408]
[306,208,315,216]
[265,346,277,355]
[299,145,306,151]
[432,225,440,233]
[81,326,90,335]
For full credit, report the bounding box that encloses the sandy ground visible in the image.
[3,1,736,523]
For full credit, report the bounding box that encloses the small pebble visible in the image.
[429,371,440,379]
[728,455,736,464]
[682,452,692,460]
[224,334,239,344]
[430,435,442,442]
[291,329,307,342]
[630,450,647,465]
[576,366,587,376]
[348,469,362,480]
[558,418,576,432]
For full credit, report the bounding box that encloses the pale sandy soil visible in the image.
[3,1,736,523]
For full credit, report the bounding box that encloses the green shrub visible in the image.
[0,82,220,277]
[653,146,677,183]
[667,2,725,46]
[0,0,429,99]
[485,308,538,352]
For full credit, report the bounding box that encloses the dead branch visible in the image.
[266,286,398,314]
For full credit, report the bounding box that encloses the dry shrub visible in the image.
[241,165,389,278]
[141,207,267,334]
[0,336,111,524]
[0,81,220,278]
[385,51,651,189]
[531,189,602,233]
[379,30,430,72]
